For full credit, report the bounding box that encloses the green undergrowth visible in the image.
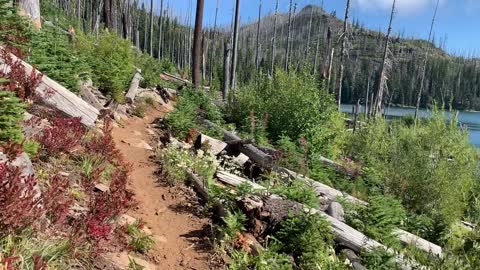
[165,88,224,140]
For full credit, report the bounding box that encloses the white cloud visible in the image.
[353,0,445,15]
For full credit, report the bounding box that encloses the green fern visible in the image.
[0,91,25,142]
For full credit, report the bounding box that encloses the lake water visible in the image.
[341,104,480,147]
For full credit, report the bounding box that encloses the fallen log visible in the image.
[125,71,143,104]
[160,72,192,85]
[0,48,99,126]
[194,134,227,155]
[318,156,362,178]
[201,110,442,257]
[282,168,443,257]
[215,170,415,270]
[341,249,368,270]
[79,81,104,111]
[203,120,273,168]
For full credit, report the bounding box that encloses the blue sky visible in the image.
[146,0,480,57]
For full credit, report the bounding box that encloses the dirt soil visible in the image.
[111,104,220,270]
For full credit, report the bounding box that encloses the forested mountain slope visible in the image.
[235,5,480,110]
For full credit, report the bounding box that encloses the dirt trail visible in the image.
[111,105,216,270]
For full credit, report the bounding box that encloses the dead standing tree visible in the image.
[270,0,279,75]
[230,0,240,90]
[415,0,440,122]
[192,0,205,89]
[374,0,396,117]
[337,0,351,111]
[284,0,293,72]
[255,0,262,72]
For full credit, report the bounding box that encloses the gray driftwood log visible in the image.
[215,170,415,270]
[0,48,99,126]
[125,72,143,104]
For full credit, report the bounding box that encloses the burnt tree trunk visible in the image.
[18,0,41,29]
[192,0,205,89]
[337,0,351,111]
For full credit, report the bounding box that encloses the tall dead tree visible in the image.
[230,0,241,90]
[223,41,231,100]
[192,0,205,89]
[255,0,262,72]
[149,0,154,56]
[415,0,440,122]
[17,0,41,29]
[209,0,220,84]
[374,0,396,117]
[313,17,323,75]
[337,0,351,111]
[270,0,279,75]
[284,0,293,71]
[305,4,314,61]
[157,0,164,59]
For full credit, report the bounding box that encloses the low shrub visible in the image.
[37,117,85,156]
[347,112,477,236]
[132,102,147,118]
[126,221,155,254]
[76,32,135,102]
[262,175,319,209]
[0,91,25,142]
[272,212,345,269]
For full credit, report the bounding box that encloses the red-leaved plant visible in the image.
[37,117,85,156]
[0,48,42,101]
[84,119,120,163]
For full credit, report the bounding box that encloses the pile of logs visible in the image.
[181,120,445,269]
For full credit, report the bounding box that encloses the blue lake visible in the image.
[341,104,480,147]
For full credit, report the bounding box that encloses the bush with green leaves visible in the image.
[228,249,293,270]
[126,221,155,254]
[343,195,406,246]
[0,91,25,142]
[272,212,346,270]
[0,0,32,55]
[135,53,176,88]
[29,27,90,92]
[76,32,135,102]
[347,112,477,237]
[261,174,319,209]
[156,144,218,185]
[226,69,346,161]
[165,88,223,139]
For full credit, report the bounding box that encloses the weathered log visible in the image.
[125,72,143,104]
[203,120,273,168]
[160,72,192,85]
[327,202,345,222]
[216,171,415,270]
[318,156,361,178]
[201,108,442,257]
[282,168,443,257]
[79,80,104,111]
[194,134,227,155]
[341,249,368,270]
[0,48,99,126]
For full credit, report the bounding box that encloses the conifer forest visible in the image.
[1,0,480,269]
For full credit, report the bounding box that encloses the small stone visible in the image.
[161,194,166,201]
[94,183,110,193]
[133,130,142,136]
[59,171,70,177]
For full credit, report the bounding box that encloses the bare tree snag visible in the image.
[230,0,241,90]
[415,0,440,122]
[270,0,279,75]
[125,71,143,104]
[374,0,396,116]
[337,0,351,111]
[255,0,262,72]
[192,0,205,89]
[17,0,41,29]
[284,0,293,72]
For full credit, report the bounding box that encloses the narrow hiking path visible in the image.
[111,104,218,270]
